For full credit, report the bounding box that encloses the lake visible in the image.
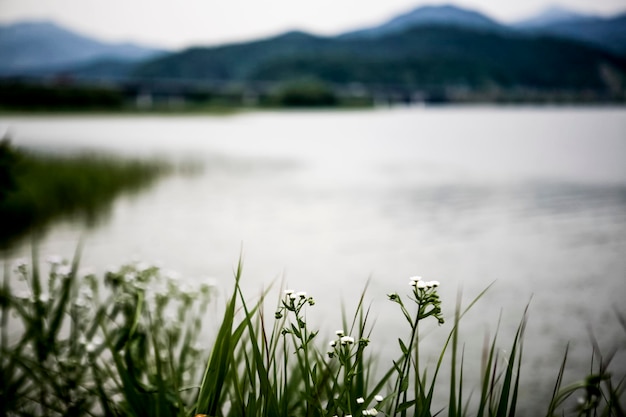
[2,107,626,414]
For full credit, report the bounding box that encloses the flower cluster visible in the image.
[5,255,216,415]
[326,329,370,359]
[78,335,104,354]
[274,289,315,320]
[409,276,440,289]
[330,394,384,416]
[388,275,445,327]
[10,255,82,306]
[275,289,319,350]
[104,262,214,304]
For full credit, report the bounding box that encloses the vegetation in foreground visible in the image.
[0,139,170,248]
[0,251,624,417]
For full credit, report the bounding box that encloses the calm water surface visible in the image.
[2,107,626,413]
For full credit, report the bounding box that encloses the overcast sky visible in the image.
[1,0,625,49]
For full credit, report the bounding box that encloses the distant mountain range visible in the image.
[513,5,592,28]
[0,21,166,75]
[1,4,626,94]
[340,5,506,39]
[521,13,626,55]
[339,4,626,55]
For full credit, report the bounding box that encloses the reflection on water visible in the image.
[1,107,625,415]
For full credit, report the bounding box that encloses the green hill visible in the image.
[133,26,626,92]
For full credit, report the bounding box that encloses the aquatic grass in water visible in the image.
[0,252,624,416]
[0,139,171,248]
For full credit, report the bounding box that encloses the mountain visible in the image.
[341,4,626,56]
[513,5,594,28]
[0,21,166,75]
[133,26,626,92]
[135,31,333,80]
[341,4,505,39]
[517,13,626,55]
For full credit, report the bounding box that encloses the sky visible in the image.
[0,0,625,49]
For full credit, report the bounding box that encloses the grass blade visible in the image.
[196,257,243,416]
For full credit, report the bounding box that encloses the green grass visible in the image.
[0,253,624,417]
[0,139,171,248]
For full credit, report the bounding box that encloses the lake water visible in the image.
[2,107,626,414]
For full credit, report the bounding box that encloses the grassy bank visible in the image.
[0,140,170,248]
[1,253,623,417]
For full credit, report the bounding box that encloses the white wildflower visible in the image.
[357,397,365,404]
[46,255,63,265]
[297,291,307,298]
[136,262,150,273]
[74,298,88,309]
[340,336,355,345]
[335,329,344,336]
[133,281,147,291]
[86,336,103,353]
[374,394,383,402]
[415,280,427,289]
[57,265,72,276]
[180,283,195,295]
[165,270,180,281]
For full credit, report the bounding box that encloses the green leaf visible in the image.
[399,338,409,355]
[397,399,416,413]
[196,257,242,416]
[400,376,409,393]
